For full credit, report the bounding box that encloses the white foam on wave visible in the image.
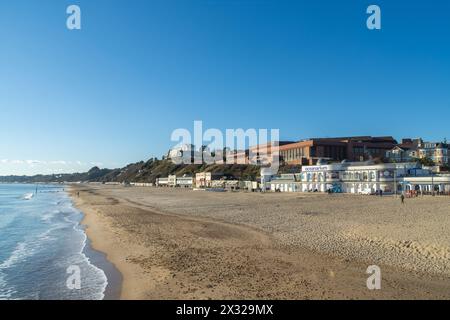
[53,192,108,300]
[0,228,56,271]
[40,209,62,223]
[0,279,16,300]
[0,187,109,300]
[0,228,58,299]
[69,206,108,300]
[22,193,34,200]
[0,242,29,271]
[0,262,17,299]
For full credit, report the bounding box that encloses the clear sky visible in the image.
[1,0,449,175]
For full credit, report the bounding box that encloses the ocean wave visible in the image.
[0,228,57,300]
[0,267,16,300]
[52,197,108,300]
[22,193,34,200]
[0,281,16,300]
[0,242,30,271]
[40,208,67,223]
[0,229,56,271]
[0,187,109,300]
[40,210,58,222]
[71,213,108,300]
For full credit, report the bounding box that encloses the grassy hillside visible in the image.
[0,158,280,184]
[99,159,264,183]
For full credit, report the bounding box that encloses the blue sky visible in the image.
[0,0,449,175]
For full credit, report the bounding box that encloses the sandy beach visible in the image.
[70,185,450,300]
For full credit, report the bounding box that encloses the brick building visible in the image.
[278,136,397,165]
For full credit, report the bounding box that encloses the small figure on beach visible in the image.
[400,194,405,204]
[77,192,80,197]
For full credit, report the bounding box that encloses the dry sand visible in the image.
[70,185,450,300]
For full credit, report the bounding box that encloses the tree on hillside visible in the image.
[415,157,435,167]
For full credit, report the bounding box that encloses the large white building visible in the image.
[156,177,169,187]
[402,175,450,193]
[177,176,194,188]
[269,161,450,194]
[157,175,193,188]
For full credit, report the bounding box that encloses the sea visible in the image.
[0,184,120,300]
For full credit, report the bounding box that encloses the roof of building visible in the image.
[278,136,398,151]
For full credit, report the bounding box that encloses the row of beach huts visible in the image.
[155,172,259,191]
[89,172,260,191]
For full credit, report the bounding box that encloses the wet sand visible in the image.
[70,185,450,300]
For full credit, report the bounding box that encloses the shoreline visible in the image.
[81,232,123,300]
[69,187,153,299]
[68,184,450,300]
[69,187,123,300]
[0,183,120,300]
